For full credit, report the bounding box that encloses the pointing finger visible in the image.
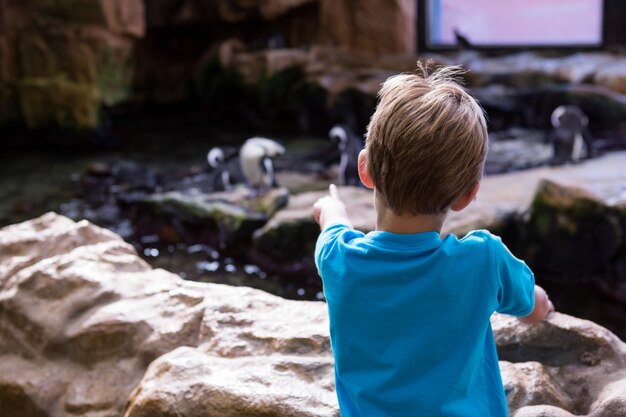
[329,184,339,199]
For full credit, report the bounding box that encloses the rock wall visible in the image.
[319,0,415,56]
[0,0,416,132]
[3,0,626,135]
[1,212,626,417]
[0,0,144,130]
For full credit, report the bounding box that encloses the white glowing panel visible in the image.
[428,0,603,46]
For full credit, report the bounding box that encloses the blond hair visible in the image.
[365,62,488,215]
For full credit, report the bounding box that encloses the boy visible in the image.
[313,64,554,417]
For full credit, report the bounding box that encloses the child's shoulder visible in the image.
[457,229,522,265]
[459,229,500,243]
[453,229,503,253]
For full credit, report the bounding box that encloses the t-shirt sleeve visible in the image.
[489,235,535,316]
[314,223,361,281]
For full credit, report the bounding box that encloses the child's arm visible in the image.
[519,285,555,324]
[313,184,353,230]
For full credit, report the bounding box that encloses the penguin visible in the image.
[454,28,473,50]
[329,125,364,186]
[239,137,285,190]
[207,146,243,191]
[550,105,594,164]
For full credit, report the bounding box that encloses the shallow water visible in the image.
[2,126,625,340]
[0,125,330,301]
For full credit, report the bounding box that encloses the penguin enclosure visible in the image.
[2,0,626,345]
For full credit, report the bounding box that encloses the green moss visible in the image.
[18,77,100,129]
[146,192,269,243]
[96,48,134,106]
[247,188,289,216]
[530,180,615,232]
[526,180,623,276]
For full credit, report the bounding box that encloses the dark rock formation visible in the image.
[510,179,626,302]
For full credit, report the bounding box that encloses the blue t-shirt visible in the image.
[315,224,535,417]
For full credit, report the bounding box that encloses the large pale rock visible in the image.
[1,213,626,416]
[125,348,337,417]
[492,313,626,415]
[0,212,333,417]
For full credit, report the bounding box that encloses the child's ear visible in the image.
[358,150,374,189]
[450,182,480,212]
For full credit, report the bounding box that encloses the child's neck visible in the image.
[375,192,446,235]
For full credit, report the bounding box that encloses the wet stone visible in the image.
[141,186,289,245]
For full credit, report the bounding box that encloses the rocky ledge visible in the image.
[1,212,626,417]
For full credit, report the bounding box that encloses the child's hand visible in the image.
[313,184,353,229]
[519,285,555,325]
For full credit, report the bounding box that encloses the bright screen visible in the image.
[428,0,604,47]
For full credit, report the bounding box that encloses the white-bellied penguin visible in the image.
[207,146,242,191]
[329,124,364,186]
[239,137,285,189]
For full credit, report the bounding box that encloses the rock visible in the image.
[1,213,626,416]
[141,187,289,245]
[319,0,415,56]
[258,0,318,20]
[265,48,310,74]
[125,347,338,417]
[486,129,553,174]
[525,179,623,281]
[101,0,146,37]
[18,77,100,129]
[594,60,626,96]
[274,170,333,194]
[492,313,626,416]
[215,0,317,23]
[0,0,142,130]
[460,52,622,88]
[253,152,626,267]
[473,83,626,131]
[252,186,374,260]
[0,212,334,417]
[512,405,575,417]
[500,362,570,411]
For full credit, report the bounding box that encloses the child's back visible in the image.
[313,63,554,417]
[316,226,533,416]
